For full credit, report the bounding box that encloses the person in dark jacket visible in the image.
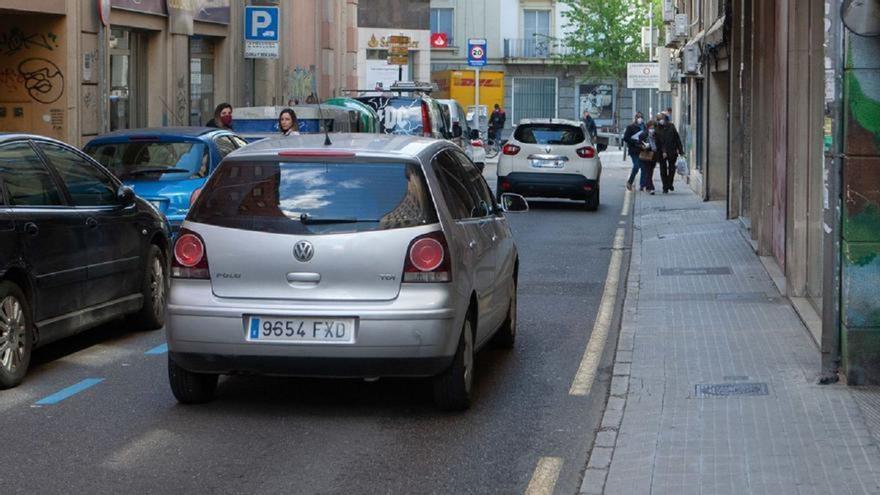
[206,103,233,130]
[622,114,645,191]
[638,120,659,194]
[489,104,506,142]
[581,110,598,141]
[654,112,684,194]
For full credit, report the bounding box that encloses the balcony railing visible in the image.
[503,38,572,59]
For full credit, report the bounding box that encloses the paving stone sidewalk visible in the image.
[580,181,880,494]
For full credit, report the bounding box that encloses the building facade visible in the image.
[356,0,432,90]
[0,0,358,147]
[668,0,880,384]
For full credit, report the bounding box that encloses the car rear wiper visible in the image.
[299,213,380,225]
[125,167,191,176]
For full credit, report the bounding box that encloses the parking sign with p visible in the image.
[245,6,280,59]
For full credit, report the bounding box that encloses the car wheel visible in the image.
[135,245,167,331]
[0,281,33,390]
[585,186,600,211]
[433,311,475,411]
[476,162,485,173]
[168,356,218,404]
[494,281,517,349]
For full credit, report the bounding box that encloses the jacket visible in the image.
[623,123,643,154]
[654,123,683,157]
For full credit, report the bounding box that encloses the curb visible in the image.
[578,190,642,495]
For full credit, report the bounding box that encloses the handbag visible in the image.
[638,149,655,161]
[676,156,689,176]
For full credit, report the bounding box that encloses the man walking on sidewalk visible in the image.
[654,112,683,194]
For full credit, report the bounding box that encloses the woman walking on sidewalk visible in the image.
[623,113,645,191]
[638,120,659,195]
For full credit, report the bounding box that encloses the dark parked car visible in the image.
[0,133,171,389]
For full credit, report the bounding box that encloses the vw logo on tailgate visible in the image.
[293,241,315,262]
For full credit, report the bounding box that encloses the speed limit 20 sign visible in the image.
[468,38,487,67]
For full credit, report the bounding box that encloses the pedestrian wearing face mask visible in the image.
[623,113,645,191]
[206,103,234,130]
[654,112,684,194]
[638,120,659,195]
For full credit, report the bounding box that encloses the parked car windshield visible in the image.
[514,124,586,145]
[84,141,209,181]
[189,161,438,235]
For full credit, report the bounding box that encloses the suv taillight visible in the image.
[576,146,596,158]
[422,101,432,138]
[502,144,520,155]
[403,231,451,283]
[172,229,209,279]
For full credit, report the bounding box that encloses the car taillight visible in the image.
[576,146,596,158]
[422,102,432,138]
[189,187,202,208]
[502,144,520,155]
[403,231,451,283]
[500,179,512,191]
[471,139,484,147]
[172,229,209,279]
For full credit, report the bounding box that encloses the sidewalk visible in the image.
[580,181,880,494]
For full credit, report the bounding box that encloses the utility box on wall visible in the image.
[0,103,34,133]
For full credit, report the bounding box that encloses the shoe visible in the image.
[670,186,675,191]
[650,190,656,195]
[663,189,669,194]
[626,183,633,192]
[640,187,646,192]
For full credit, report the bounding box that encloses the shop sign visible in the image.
[167,0,195,35]
[367,34,420,50]
[431,33,448,49]
[244,6,280,59]
[111,0,165,15]
[627,62,660,89]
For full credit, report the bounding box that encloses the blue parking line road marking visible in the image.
[34,378,104,406]
[145,343,168,355]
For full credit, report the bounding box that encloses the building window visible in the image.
[189,37,216,126]
[430,8,455,46]
[512,77,557,123]
[522,9,551,57]
[109,28,147,130]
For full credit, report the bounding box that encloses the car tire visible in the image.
[585,186,600,211]
[168,356,218,404]
[493,281,517,349]
[134,245,167,331]
[0,281,33,390]
[476,162,485,173]
[433,312,475,411]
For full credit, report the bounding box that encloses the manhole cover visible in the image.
[695,382,769,397]
[659,267,733,276]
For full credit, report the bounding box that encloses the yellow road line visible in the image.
[569,228,625,396]
[620,189,632,216]
[524,457,564,495]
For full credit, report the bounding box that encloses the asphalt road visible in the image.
[0,154,633,495]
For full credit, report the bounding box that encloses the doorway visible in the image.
[109,28,147,131]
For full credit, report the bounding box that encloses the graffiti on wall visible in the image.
[0,28,59,57]
[284,66,317,104]
[18,58,64,104]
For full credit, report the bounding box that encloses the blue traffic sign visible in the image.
[467,38,488,67]
[245,6,280,42]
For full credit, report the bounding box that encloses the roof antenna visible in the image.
[315,91,332,146]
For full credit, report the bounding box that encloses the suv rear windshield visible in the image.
[84,141,209,181]
[189,161,438,235]
[514,124,586,145]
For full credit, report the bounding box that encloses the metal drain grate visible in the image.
[695,382,769,398]
[658,267,733,276]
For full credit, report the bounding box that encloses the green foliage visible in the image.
[558,0,661,79]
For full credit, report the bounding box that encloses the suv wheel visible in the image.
[0,282,33,389]
[134,245,167,330]
[585,185,600,211]
[168,356,218,404]
[433,312,475,411]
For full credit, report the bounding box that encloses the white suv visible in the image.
[497,119,605,211]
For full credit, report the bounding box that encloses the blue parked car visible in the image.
[83,127,248,233]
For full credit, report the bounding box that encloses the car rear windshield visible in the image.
[188,161,438,235]
[514,124,586,145]
[84,141,208,181]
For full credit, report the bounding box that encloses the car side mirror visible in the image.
[597,143,608,153]
[118,185,136,206]
[500,193,528,213]
[452,122,462,138]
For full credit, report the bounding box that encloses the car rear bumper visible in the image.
[498,172,598,200]
[166,280,462,378]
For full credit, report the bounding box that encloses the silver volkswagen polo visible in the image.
[166,134,527,410]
